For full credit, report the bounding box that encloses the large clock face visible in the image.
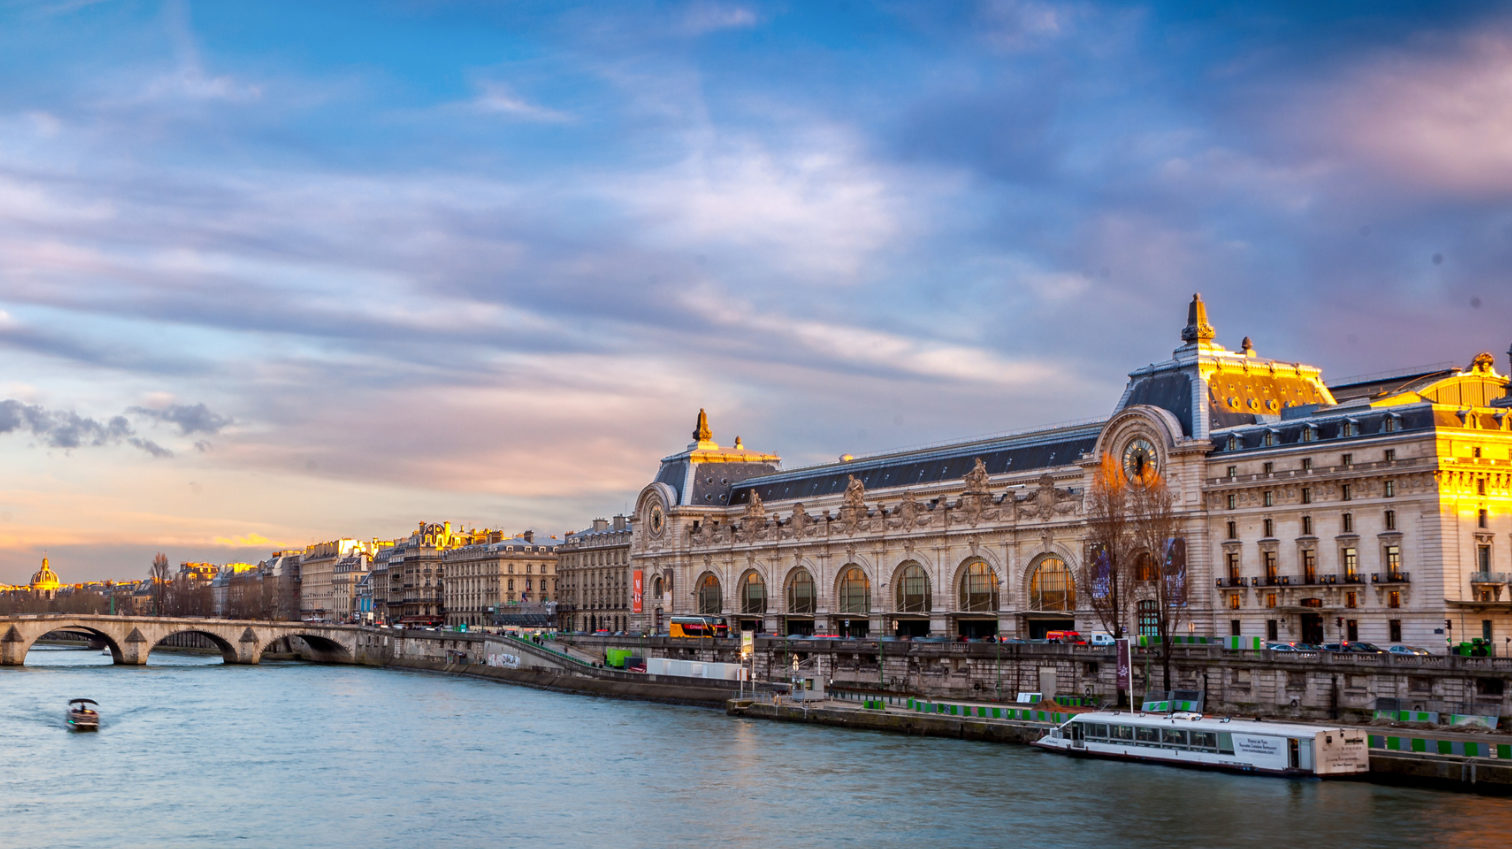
[1122,437,1158,481]
[648,503,666,536]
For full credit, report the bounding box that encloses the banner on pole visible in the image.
[632,569,643,613]
[1116,637,1131,693]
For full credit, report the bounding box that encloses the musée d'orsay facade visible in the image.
[628,296,1512,649]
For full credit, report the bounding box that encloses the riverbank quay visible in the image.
[358,628,741,707]
[727,693,1512,795]
[567,633,1512,726]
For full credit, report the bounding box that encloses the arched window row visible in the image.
[680,556,1067,615]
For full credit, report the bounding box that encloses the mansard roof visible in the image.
[1211,354,1510,454]
[1114,295,1334,439]
[652,410,782,506]
[728,422,1101,506]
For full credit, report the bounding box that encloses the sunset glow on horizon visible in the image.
[2,0,1509,583]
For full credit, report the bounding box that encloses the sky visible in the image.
[1,0,1509,583]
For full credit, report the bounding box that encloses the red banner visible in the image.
[632,569,643,614]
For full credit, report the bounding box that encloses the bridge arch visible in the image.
[26,624,123,663]
[147,628,241,664]
[251,630,354,664]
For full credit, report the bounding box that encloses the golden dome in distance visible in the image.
[30,556,60,591]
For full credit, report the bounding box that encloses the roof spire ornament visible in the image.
[692,408,712,443]
[1181,292,1216,345]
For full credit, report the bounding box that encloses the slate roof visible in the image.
[729,423,1102,506]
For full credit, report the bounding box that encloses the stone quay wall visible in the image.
[579,636,1512,725]
[353,628,740,706]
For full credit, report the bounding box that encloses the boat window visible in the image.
[1136,726,1160,744]
[1216,732,1235,755]
[1162,729,1188,747]
[1190,731,1217,749]
[1111,725,1134,741]
[1088,723,1109,739]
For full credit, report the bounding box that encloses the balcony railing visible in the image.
[1340,574,1365,585]
[1372,571,1410,584]
[1264,575,1288,586]
[1216,577,1247,588]
[1471,572,1511,584]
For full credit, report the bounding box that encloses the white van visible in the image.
[1089,631,1116,647]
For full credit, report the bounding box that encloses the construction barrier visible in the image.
[1371,733,1512,759]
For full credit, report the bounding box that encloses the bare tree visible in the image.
[1082,452,1138,640]
[1126,464,1183,692]
[1082,451,1187,696]
[150,553,171,617]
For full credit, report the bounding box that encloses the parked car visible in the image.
[1388,645,1431,656]
[1323,641,1387,654]
[1264,641,1302,652]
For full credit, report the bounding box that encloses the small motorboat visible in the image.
[66,698,100,732]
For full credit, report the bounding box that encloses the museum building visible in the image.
[629,296,1512,650]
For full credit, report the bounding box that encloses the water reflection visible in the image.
[3,650,1510,849]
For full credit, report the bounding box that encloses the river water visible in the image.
[4,646,1511,849]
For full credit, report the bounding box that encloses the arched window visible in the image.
[1028,556,1075,611]
[837,566,870,615]
[740,571,766,615]
[696,573,721,615]
[894,562,930,613]
[786,568,816,614]
[651,576,663,598]
[959,560,998,612]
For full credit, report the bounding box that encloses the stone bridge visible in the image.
[0,614,361,665]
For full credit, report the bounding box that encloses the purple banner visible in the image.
[1116,638,1131,692]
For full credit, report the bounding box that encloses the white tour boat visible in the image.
[1033,710,1369,777]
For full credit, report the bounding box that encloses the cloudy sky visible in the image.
[1,0,1508,583]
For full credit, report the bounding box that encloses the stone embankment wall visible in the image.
[354,629,739,706]
[579,636,1512,724]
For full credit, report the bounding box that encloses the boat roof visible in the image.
[1066,710,1352,737]
[69,698,98,705]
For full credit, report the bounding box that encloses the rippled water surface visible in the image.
[5,646,1511,849]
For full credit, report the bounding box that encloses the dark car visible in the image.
[1323,641,1387,654]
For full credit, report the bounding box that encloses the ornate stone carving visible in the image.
[840,475,869,534]
[843,475,866,510]
[1016,474,1077,520]
[889,491,923,530]
[744,490,765,521]
[964,457,991,494]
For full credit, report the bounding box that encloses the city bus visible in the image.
[668,615,729,639]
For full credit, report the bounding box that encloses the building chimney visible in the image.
[612,514,627,531]
[522,530,534,543]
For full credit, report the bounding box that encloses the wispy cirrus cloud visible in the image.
[680,2,758,35]
[468,80,571,122]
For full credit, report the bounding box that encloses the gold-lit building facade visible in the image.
[631,297,1511,649]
